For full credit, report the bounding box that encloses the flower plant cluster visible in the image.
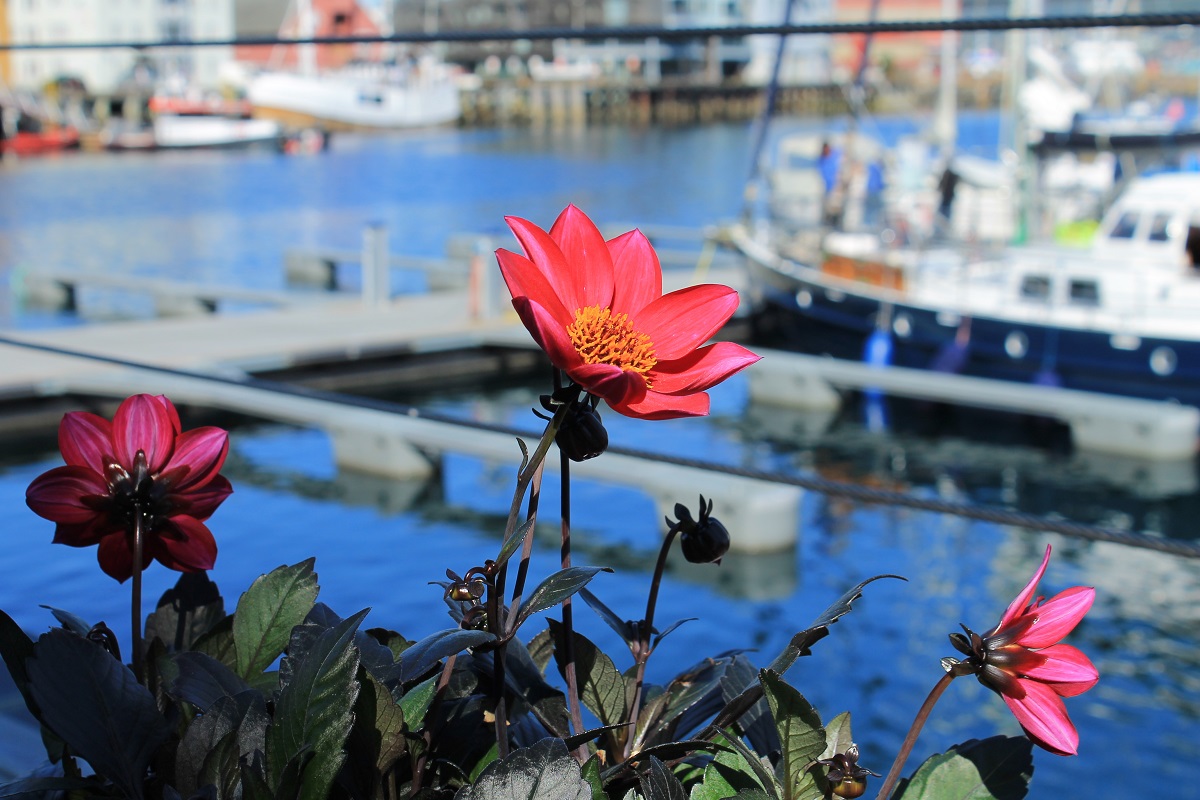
[1,206,1097,800]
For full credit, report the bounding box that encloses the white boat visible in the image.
[735,169,1200,408]
[246,61,461,130]
[152,115,284,149]
[243,0,460,130]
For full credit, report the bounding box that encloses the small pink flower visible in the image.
[496,205,760,420]
[26,394,232,582]
[950,545,1098,755]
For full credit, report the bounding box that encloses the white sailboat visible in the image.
[244,0,461,130]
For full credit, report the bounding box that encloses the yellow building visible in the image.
[0,0,11,86]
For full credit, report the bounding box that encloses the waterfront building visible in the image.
[5,0,234,95]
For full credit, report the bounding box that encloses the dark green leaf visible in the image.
[145,571,225,653]
[894,736,1034,800]
[39,605,89,636]
[766,575,904,675]
[515,567,612,631]
[759,671,824,800]
[497,636,572,739]
[26,628,171,800]
[469,742,500,782]
[192,615,237,669]
[548,620,627,728]
[455,737,592,800]
[393,628,494,683]
[0,609,37,719]
[233,559,320,681]
[526,628,555,674]
[496,518,536,570]
[688,732,769,800]
[819,712,854,761]
[170,651,252,712]
[197,728,242,800]
[582,753,607,800]
[721,656,776,758]
[366,627,415,660]
[713,577,901,733]
[653,619,696,649]
[397,673,439,729]
[708,730,781,800]
[176,691,269,797]
[638,757,687,800]
[579,588,636,646]
[344,670,409,799]
[266,608,366,800]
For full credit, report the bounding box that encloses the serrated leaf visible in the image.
[721,656,777,758]
[579,587,636,646]
[527,628,555,674]
[638,756,687,800]
[397,673,439,729]
[496,518,536,570]
[176,691,269,797]
[548,620,627,728]
[760,671,824,800]
[393,628,495,684]
[496,636,573,738]
[266,608,366,800]
[198,728,242,800]
[26,628,171,800]
[894,736,1033,800]
[516,567,612,631]
[343,670,408,799]
[233,559,320,681]
[819,713,853,762]
[709,731,782,800]
[145,571,225,653]
[766,575,904,675]
[170,651,253,712]
[192,615,237,668]
[455,737,592,800]
[689,733,768,800]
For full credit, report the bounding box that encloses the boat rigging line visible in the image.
[1,12,1199,52]
[2,334,1197,560]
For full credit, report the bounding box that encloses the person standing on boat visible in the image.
[937,163,959,231]
[819,140,844,227]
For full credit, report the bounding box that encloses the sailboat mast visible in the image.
[297,0,317,77]
[934,0,959,160]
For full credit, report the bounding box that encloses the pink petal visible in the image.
[512,297,585,374]
[97,533,135,583]
[607,230,662,316]
[166,427,230,491]
[506,213,598,314]
[1021,643,1099,689]
[152,516,217,572]
[26,466,108,524]
[999,545,1052,628]
[649,342,761,395]
[1001,678,1080,756]
[58,412,113,470]
[179,474,234,520]
[547,205,615,309]
[634,284,740,361]
[1019,586,1095,649]
[614,389,711,420]
[495,248,573,326]
[152,395,182,436]
[570,362,646,408]
[113,394,177,474]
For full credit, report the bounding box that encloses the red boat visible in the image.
[0,124,81,156]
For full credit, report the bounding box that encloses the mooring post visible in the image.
[361,222,390,307]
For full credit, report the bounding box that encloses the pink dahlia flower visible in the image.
[951,545,1098,755]
[496,205,761,420]
[26,394,232,582]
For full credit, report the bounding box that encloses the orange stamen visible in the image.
[567,306,658,379]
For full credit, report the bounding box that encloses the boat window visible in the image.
[1069,279,1100,306]
[1186,225,1200,270]
[1108,211,1139,239]
[1020,275,1051,300]
[1148,212,1173,242]
[358,92,384,105]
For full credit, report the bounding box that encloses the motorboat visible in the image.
[735,169,1200,407]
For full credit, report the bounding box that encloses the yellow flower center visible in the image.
[566,306,658,379]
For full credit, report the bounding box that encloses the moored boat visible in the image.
[736,170,1200,408]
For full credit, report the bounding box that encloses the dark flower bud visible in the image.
[541,393,609,462]
[87,621,122,660]
[817,744,878,799]
[673,495,730,565]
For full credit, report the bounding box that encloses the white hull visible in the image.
[152,116,283,149]
[246,70,461,129]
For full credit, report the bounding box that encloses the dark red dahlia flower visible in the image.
[26,394,232,582]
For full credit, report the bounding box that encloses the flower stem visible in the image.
[874,671,958,800]
[625,523,682,759]
[131,510,145,684]
[559,448,586,755]
[412,653,457,798]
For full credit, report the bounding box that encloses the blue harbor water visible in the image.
[1,115,1197,796]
